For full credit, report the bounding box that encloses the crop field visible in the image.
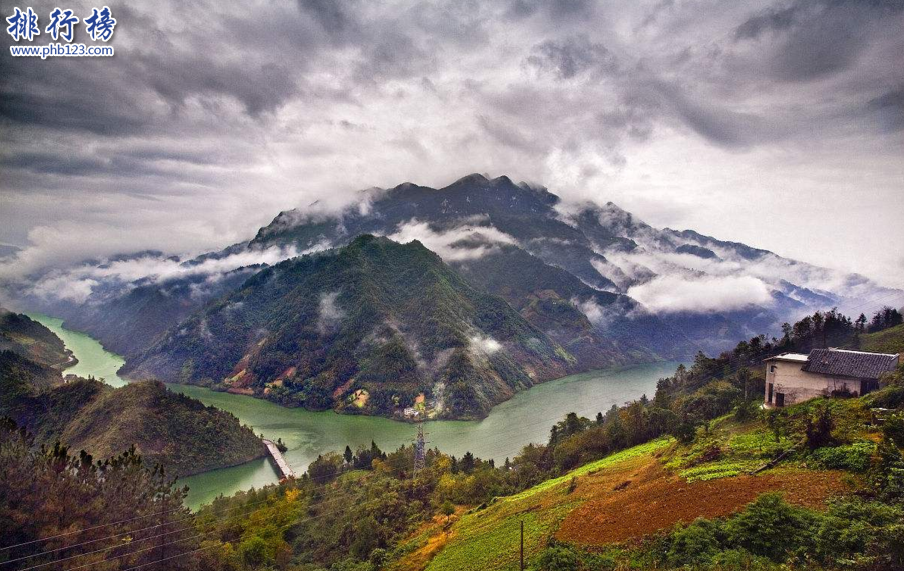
[423,440,673,571]
[409,412,859,571]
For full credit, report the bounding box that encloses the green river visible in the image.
[30,314,681,509]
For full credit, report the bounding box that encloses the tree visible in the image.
[460,451,476,474]
[344,445,353,464]
[309,452,342,483]
[736,367,752,400]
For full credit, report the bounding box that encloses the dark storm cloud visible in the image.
[1,0,902,286]
[477,115,539,153]
[0,52,150,135]
[734,5,800,40]
[525,35,617,80]
[132,53,298,117]
[297,0,359,38]
[505,0,594,21]
[735,0,904,82]
[867,86,904,132]
[652,81,776,148]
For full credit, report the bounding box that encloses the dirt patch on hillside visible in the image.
[556,461,846,546]
[388,508,466,571]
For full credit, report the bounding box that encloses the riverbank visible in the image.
[28,314,128,387]
[32,314,683,509]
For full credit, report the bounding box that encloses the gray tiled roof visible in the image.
[802,348,899,380]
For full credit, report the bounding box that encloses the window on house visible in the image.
[770,365,776,373]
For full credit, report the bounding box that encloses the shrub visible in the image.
[810,441,875,472]
[869,384,904,408]
[883,414,904,447]
[566,476,577,494]
[533,546,581,571]
[710,548,773,571]
[440,500,454,517]
[815,500,904,569]
[667,517,723,566]
[870,436,904,502]
[725,493,814,561]
[804,402,836,449]
[733,399,760,422]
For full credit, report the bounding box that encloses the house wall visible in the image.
[764,361,861,407]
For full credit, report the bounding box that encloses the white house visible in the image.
[764,348,899,407]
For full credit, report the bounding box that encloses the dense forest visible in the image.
[3,307,903,570]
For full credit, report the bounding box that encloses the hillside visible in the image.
[6,308,904,570]
[55,268,260,357]
[166,350,904,571]
[0,376,264,478]
[0,307,71,369]
[0,307,265,477]
[859,323,904,354]
[123,235,575,419]
[405,401,872,571]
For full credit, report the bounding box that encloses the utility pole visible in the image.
[413,422,426,472]
[520,520,524,571]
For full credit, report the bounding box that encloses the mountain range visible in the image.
[15,174,904,419]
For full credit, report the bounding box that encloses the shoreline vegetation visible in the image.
[2,307,903,570]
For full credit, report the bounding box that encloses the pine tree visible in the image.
[344,445,353,464]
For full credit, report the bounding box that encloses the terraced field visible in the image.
[394,418,854,571]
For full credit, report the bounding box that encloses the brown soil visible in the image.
[556,460,847,546]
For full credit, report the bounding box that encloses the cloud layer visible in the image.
[387,219,517,261]
[26,245,304,304]
[1,0,902,287]
[627,275,773,314]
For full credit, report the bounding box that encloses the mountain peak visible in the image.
[448,173,490,186]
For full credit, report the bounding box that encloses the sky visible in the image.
[1,0,903,287]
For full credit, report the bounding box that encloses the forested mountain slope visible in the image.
[0,307,71,369]
[0,309,264,478]
[5,309,904,570]
[0,376,265,478]
[123,235,575,419]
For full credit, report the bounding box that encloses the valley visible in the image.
[35,313,681,508]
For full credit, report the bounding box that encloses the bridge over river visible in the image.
[262,439,295,480]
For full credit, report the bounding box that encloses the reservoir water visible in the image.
[31,314,681,509]
[30,314,128,388]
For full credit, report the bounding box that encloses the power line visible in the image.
[0,492,296,567]
[118,544,218,571]
[4,468,357,569]
[53,478,396,571]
